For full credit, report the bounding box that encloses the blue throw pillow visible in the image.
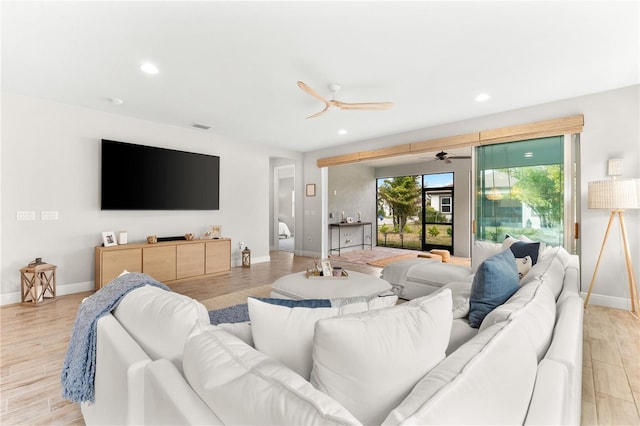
[468,249,520,328]
[251,297,332,308]
[209,298,333,325]
[509,241,540,265]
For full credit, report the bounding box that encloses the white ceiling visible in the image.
[2,1,638,153]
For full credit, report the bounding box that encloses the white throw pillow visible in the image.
[310,289,453,425]
[440,280,472,319]
[113,285,210,370]
[471,240,502,272]
[183,327,360,426]
[248,295,397,380]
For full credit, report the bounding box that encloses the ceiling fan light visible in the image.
[486,187,503,201]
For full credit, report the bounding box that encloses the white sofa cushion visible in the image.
[183,326,361,426]
[113,285,210,370]
[447,318,478,355]
[383,319,538,425]
[248,295,397,380]
[480,282,556,362]
[405,262,472,286]
[521,246,570,298]
[310,290,452,426]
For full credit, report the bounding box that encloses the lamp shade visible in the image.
[588,179,639,209]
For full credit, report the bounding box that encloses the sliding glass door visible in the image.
[475,136,570,247]
[422,172,454,252]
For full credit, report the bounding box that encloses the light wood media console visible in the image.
[95,238,231,289]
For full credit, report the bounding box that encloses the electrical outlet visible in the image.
[17,211,35,221]
[308,235,312,242]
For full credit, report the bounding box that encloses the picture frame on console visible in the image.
[102,231,117,247]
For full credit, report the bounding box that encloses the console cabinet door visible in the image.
[101,249,142,288]
[206,240,231,274]
[177,243,205,279]
[143,246,177,282]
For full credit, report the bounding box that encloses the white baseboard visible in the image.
[232,255,270,268]
[0,281,95,306]
[580,292,635,311]
[298,250,321,258]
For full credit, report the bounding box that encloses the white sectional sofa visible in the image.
[80,245,582,425]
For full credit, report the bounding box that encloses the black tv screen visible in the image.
[101,139,220,210]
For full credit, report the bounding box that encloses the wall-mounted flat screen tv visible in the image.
[101,139,220,210]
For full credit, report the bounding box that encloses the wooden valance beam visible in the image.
[479,115,584,145]
[316,114,584,168]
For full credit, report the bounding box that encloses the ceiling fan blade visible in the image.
[306,106,330,119]
[297,81,329,104]
[334,101,395,111]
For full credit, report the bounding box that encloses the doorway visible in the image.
[422,172,455,252]
[274,165,295,252]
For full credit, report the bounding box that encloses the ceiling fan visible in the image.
[297,81,394,119]
[434,151,471,164]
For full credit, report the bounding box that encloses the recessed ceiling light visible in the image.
[524,152,534,158]
[109,97,123,105]
[475,93,490,102]
[338,129,348,135]
[140,62,159,75]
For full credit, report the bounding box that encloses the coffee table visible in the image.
[270,270,392,300]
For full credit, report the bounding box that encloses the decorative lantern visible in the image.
[242,247,251,268]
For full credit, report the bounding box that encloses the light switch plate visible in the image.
[41,211,59,220]
[608,159,623,176]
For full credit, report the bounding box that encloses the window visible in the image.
[475,136,575,248]
[441,196,452,214]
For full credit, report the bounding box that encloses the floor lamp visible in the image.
[584,178,640,316]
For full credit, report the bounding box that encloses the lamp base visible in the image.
[584,210,639,317]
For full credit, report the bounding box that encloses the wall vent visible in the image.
[191,122,212,130]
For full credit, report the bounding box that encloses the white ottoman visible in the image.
[270,270,392,300]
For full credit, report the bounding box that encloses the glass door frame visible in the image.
[421,180,455,252]
[471,134,580,255]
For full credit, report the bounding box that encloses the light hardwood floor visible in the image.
[1,251,638,425]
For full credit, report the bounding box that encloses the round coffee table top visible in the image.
[271,270,392,300]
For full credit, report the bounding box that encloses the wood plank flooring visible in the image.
[0,251,638,425]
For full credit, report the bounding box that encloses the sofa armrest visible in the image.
[525,359,569,425]
[542,295,584,425]
[145,359,223,425]
[81,314,150,425]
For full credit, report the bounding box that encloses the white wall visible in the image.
[0,94,299,304]
[327,164,376,253]
[304,85,640,309]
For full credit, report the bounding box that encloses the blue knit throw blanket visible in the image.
[61,272,170,403]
